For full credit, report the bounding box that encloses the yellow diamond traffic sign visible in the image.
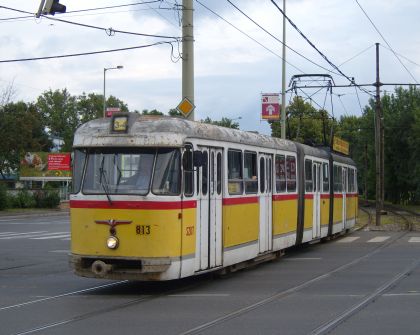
[176,97,195,118]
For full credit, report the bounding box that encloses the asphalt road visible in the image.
[1,213,419,335]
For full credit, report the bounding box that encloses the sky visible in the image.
[0,0,419,135]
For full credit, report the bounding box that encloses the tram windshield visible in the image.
[79,148,181,196]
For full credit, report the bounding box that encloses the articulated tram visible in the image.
[70,114,357,281]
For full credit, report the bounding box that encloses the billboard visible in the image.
[20,152,71,180]
[261,93,280,120]
[333,137,349,155]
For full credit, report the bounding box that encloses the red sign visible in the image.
[106,107,121,117]
[261,93,280,120]
[48,153,71,171]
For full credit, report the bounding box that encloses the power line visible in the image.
[0,5,180,40]
[269,0,353,83]
[380,44,420,69]
[196,0,304,74]
[65,1,163,14]
[225,0,343,77]
[0,41,176,63]
[338,44,375,67]
[354,0,419,84]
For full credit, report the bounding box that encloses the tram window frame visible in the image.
[151,148,182,196]
[333,165,342,192]
[201,151,208,196]
[72,149,86,194]
[348,168,355,193]
[227,149,243,195]
[322,162,329,193]
[305,159,313,192]
[275,154,286,193]
[260,157,265,193]
[286,155,297,192]
[244,151,258,194]
[182,145,194,197]
[217,152,222,195]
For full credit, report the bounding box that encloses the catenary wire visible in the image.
[196,0,304,74]
[269,0,374,98]
[354,0,418,84]
[0,5,180,40]
[0,41,176,63]
[225,0,343,77]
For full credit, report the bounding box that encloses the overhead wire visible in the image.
[338,44,375,67]
[0,41,177,63]
[225,0,343,77]
[196,0,304,74]
[0,5,180,40]
[380,44,420,69]
[354,0,419,84]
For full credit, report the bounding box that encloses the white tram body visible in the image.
[70,114,358,280]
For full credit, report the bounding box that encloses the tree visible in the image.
[271,96,334,145]
[141,109,163,115]
[77,92,103,123]
[0,102,51,177]
[168,108,183,117]
[202,117,240,129]
[36,89,79,152]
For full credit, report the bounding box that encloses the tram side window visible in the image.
[244,151,258,194]
[305,159,313,192]
[183,146,194,197]
[348,168,355,193]
[217,153,222,195]
[202,151,208,196]
[72,149,86,194]
[286,156,297,192]
[228,150,243,195]
[275,155,286,193]
[333,165,342,192]
[323,162,329,193]
[152,149,181,195]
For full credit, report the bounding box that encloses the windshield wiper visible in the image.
[99,156,113,205]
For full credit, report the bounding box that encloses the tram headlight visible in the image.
[106,236,119,249]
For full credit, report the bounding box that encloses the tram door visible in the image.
[195,147,223,271]
[258,154,273,253]
[342,167,348,229]
[312,162,322,239]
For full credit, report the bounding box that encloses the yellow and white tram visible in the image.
[70,114,358,280]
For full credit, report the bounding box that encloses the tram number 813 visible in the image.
[136,225,151,235]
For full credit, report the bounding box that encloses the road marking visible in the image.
[0,281,128,311]
[337,236,360,243]
[31,234,70,240]
[285,257,322,261]
[0,231,49,239]
[408,237,420,243]
[0,231,15,235]
[367,236,390,243]
[169,294,230,297]
[49,250,69,253]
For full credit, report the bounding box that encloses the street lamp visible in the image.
[103,65,123,117]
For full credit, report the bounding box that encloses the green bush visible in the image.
[14,189,36,208]
[0,184,8,210]
[34,190,60,208]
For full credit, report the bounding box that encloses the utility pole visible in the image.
[280,0,286,139]
[374,42,384,226]
[182,0,194,121]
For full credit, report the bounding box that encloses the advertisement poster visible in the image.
[20,152,72,179]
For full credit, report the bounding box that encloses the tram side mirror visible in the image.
[193,151,204,167]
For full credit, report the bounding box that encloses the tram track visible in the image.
[3,275,211,335]
[309,258,420,335]
[2,230,416,335]
[178,230,411,335]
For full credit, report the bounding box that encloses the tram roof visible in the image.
[73,114,298,152]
